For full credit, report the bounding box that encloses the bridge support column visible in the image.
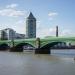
[36,38,40,49]
[10,47,23,52]
[35,38,51,54]
[35,48,51,54]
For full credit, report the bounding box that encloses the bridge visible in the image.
[0,37,75,54]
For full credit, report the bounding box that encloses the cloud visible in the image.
[49,28,56,32]
[60,29,75,36]
[48,12,58,20]
[37,28,49,38]
[48,12,58,17]
[15,20,25,25]
[37,27,56,38]
[0,9,25,17]
[36,21,56,38]
[0,4,26,17]
[14,26,26,34]
[37,26,75,38]
[6,4,18,8]
[12,20,26,34]
[37,21,41,28]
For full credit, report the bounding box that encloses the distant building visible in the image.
[0,28,25,40]
[15,33,25,39]
[0,30,6,40]
[5,28,16,40]
[0,28,16,40]
[26,12,36,38]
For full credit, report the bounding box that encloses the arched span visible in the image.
[10,43,35,52]
[0,43,9,51]
[40,42,63,49]
[35,42,63,54]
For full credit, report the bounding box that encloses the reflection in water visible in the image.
[0,50,75,75]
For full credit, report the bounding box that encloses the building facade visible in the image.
[0,30,6,40]
[0,28,25,40]
[15,33,25,39]
[0,28,16,40]
[26,12,36,38]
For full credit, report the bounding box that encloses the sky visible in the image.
[0,0,75,38]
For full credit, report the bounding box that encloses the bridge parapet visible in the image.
[39,37,75,48]
[0,37,75,53]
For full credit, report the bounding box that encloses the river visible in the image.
[0,49,75,75]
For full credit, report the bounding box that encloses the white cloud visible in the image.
[48,12,58,17]
[61,29,70,35]
[6,4,18,8]
[49,28,56,32]
[37,21,41,28]
[48,12,58,20]
[13,20,26,34]
[15,20,25,25]
[37,28,49,38]
[37,27,75,38]
[37,27,56,38]
[60,29,75,36]
[14,26,26,34]
[36,21,56,38]
[0,8,25,17]
[0,4,26,17]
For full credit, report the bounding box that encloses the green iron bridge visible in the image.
[0,37,75,54]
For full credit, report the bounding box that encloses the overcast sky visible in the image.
[0,0,75,37]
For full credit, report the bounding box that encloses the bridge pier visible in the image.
[35,38,51,54]
[10,47,23,52]
[35,48,51,54]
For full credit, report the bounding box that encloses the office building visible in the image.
[26,12,36,38]
[0,28,25,40]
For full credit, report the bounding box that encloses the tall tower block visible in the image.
[26,12,36,38]
[56,26,58,37]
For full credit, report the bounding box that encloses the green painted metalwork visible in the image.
[0,37,75,48]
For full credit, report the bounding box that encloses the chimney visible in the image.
[56,26,58,37]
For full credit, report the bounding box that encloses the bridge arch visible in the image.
[10,43,35,52]
[40,41,64,49]
[0,43,9,51]
[35,41,66,54]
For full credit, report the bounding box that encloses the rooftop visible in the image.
[27,12,36,20]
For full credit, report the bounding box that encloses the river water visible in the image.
[0,49,75,75]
